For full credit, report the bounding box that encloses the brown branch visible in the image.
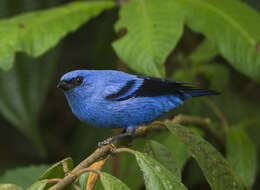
[114,147,137,155]
[49,114,222,190]
[47,178,62,183]
[61,159,69,175]
[74,168,102,177]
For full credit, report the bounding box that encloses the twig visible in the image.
[47,178,61,183]
[61,159,69,175]
[49,114,222,190]
[74,168,102,177]
[114,147,136,155]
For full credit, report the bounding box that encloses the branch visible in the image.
[49,114,222,190]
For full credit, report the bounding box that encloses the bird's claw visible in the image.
[98,137,113,148]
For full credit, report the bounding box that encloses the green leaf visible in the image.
[0,165,49,188]
[113,0,183,77]
[135,151,187,190]
[0,1,115,70]
[177,0,260,81]
[145,140,181,179]
[100,172,131,190]
[0,50,58,157]
[118,138,147,190]
[166,122,244,190]
[0,184,23,190]
[194,63,229,91]
[227,125,257,188]
[27,180,48,190]
[39,157,73,180]
[77,172,89,190]
[189,39,218,64]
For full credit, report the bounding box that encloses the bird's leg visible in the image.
[98,126,136,147]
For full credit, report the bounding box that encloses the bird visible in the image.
[57,70,219,146]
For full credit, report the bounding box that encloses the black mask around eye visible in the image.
[57,76,83,91]
[71,76,83,86]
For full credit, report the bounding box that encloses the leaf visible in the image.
[0,1,115,70]
[113,0,183,77]
[227,125,258,188]
[27,180,48,190]
[189,39,218,64]
[177,0,260,81]
[166,122,244,190]
[100,172,131,190]
[145,140,181,179]
[77,173,89,190]
[118,138,147,190]
[0,50,58,157]
[0,184,23,190]
[194,63,229,90]
[154,133,190,170]
[135,151,187,190]
[39,157,73,180]
[0,165,49,188]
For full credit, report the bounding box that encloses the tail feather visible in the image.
[186,89,220,98]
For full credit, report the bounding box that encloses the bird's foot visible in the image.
[98,137,113,148]
[98,127,136,148]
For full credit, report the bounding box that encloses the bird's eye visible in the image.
[73,76,83,84]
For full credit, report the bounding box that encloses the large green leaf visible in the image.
[227,125,257,188]
[118,138,148,190]
[135,151,187,190]
[0,0,65,157]
[147,131,190,170]
[100,172,131,190]
[0,50,58,156]
[145,140,181,179]
[0,165,49,188]
[27,180,48,190]
[177,0,260,81]
[113,0,183,77]
[39,157,73,180]
[0,1,115,70]
[166,123,244,190]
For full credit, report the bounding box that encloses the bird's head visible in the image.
[57,70,96,96]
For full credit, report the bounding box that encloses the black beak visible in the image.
[57,80,70,91]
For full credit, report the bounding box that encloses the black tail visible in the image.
[186,89,220,98]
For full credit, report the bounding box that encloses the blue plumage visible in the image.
[58,70,219,145]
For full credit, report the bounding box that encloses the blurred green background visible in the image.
[0,0,260,189]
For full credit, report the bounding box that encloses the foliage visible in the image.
[0,1,114,70]
[0,0,260,190]
[113,0,183,77]
[0,165,49,188]
[227,124,258,188]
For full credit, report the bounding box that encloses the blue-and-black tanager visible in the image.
[57,70,219,146]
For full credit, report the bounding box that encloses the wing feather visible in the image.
[105,75,203,101]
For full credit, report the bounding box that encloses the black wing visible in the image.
[134,76,198,99]
[105,76,207,101]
